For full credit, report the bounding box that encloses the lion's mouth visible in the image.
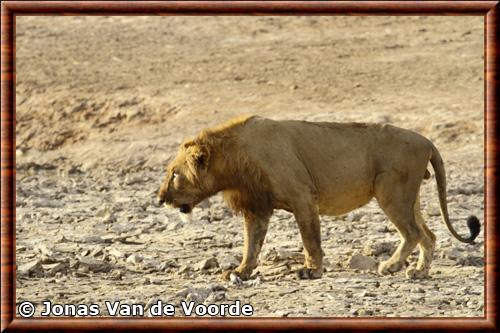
[179,204,192,214]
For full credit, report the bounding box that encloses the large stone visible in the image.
[18,260,43,277]
[218,254,240,270]
[195,257,218,271]
[348,254,378,271]
[78,257,111,273]
[42,262,68,276]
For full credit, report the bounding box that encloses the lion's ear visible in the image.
[187,145,210,171]
[183,139,196,149]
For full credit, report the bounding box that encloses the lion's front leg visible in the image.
[222,212,271,281]
[293,203,324,279]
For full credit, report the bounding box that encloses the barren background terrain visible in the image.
[16,16,484,317]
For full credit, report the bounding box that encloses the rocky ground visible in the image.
[15,16,484,317]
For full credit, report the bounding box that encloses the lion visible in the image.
[157,115,480,280]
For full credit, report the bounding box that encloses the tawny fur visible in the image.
[157,115,480,281]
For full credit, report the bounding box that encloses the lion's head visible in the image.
[157,116,274,217]
[157,139,218,214]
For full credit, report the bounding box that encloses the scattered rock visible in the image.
[205,291,226,303]
[109,270,123,280]
[358,309,374,316]
[18,260,43,277]
[35,243,54,257]
[77,257,111,273]
[42,262,68,276]
[195,257,218,271]
[108,247,127,259]
[274,310,289,317]
[262,248,304,263]
[217,254,240,270]
[80,235,108,244]
[264,264,291,277]
[124,174,144,186]
[126,253,143,265]
[347,212,364,222]
[230,273,243,287]
[96,206,113,222]
[458,256,483,266]
[167,222,184,231]
[348,254,378,271]
[176,286,211,303]
[177,265,191,275]
[360,291,377,298]
[90,246,104,257]
[427,207,441,216]
[55,235,70,243]
[363,241,395,257]
[209,283,227,292]
[412,287,425,293]
[158,259,179,271]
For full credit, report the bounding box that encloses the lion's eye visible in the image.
[171,172,178,181]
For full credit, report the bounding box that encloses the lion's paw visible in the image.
[378,260,404,276]
[220,269,251,282]
[405,263,429,279]
[296,267,323,280]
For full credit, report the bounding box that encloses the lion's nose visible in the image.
[156,194,165,207]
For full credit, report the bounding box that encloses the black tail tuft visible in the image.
[466,215,481,243]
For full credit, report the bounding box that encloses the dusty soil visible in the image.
[15,16,484,317]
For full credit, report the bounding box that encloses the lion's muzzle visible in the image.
[156,185,168,207]
[156,195,165,206]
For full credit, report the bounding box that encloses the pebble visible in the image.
[411,287,426,293]
[167,222,184,231]
[230,273,243,287]
[347,212,364,222]
[126,253,143,265]
[109,270,123,280]
[360,291,377,298]
[176,287,211,303]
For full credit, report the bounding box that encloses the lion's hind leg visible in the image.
[406,194,436,279]
[375,172,423,276]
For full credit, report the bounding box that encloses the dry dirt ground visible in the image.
[15,16,484,317]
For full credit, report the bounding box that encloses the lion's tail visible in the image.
[429,143,480,244]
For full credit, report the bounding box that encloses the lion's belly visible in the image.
[318,193,373,216]
[316,169,375,216]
